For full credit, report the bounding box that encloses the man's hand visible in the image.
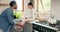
[16,17,30,27]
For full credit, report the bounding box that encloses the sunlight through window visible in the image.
[15,0,22,10]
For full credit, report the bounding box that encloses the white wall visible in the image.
[51,0,60,20]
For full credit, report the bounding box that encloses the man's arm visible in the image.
[7,10,15,25]
[7,10,24,27]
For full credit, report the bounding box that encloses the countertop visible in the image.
[28,21,58,31]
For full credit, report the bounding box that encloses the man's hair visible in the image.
[9,1,16,7]
[28,2,33,7]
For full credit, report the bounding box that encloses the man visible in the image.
[0,1,20,32]
[24,2,35,21]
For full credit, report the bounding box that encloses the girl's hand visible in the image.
[16,22,24,27]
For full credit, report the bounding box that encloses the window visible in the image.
[15,0,24,11]
[38,0,51,11]
[42,0,51,10]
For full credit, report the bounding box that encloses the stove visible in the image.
[32,21,58,32]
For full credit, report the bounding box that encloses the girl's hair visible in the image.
[28,2,33,7]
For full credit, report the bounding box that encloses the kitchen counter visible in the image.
[12,19,60,32]
[32,22,58,32]
[23,21,59,32]
[32,22,58,30]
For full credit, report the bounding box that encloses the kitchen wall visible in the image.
[30,0,38,11]
[0,0,12,13]
[0,0,60,20]
[24,0,30,11]
[0,6,9,13]
[51,0,60,20]
[0,0,30,13]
